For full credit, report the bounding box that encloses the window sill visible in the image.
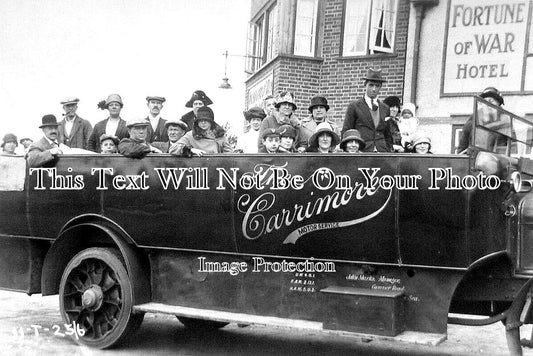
[335,53,398,60]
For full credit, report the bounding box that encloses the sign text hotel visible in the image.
[443,1,530,94]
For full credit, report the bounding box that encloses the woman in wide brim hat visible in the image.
[340,129,365,153]
[170,106,232,157]
[305,122,340,153]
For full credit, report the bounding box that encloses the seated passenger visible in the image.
[258,91,301,151]
[169,107,232,157]
[26,115,66,167]
[152,119,188,153]
[1,133,18,155]
[278,124,297,153]
[410,133,432,154]
[259,128,282,154]
[236,107,266,153]
[340,129,365,153]
[305,122,340,153]
[100,134,119,154]
[118,118,162,158]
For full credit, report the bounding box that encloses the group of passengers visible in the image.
[12,67,508,167]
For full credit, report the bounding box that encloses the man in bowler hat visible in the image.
[145,96,169,142]
[58,97,93,149]
[26,115,65,167]
[342,68,393,152]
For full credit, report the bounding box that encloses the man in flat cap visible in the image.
[145,96,168,143]
[59,97,93,149]
[342,68,394,152]
[118,118,162,158]
[152,119,188,153]
[26,115,66,167]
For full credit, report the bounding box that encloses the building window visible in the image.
[246,17,264,72]
[246,2,279,73]
[294,0,318,56]
[266,4,278,61]
[342,0,398,56]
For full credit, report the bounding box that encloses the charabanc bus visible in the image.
[1,96,533,355]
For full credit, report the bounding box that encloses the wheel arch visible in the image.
[449,251,515,313]
[41,214,151,305]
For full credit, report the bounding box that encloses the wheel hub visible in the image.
[81,284,104,311]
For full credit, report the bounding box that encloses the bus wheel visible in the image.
[59,248,144,349]
[177,316,229,330]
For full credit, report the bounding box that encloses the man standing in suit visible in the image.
[145,96,168,142]
[26,115,65,167]
[58,97,92,149]
[342,68,393,152]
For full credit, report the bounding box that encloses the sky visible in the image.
[0,0,250,141]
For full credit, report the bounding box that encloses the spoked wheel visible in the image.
[177,316,229,331]
[59,248,144,349]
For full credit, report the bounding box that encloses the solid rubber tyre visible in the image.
[59,247,144,349]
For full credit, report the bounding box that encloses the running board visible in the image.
[134,302,446,346]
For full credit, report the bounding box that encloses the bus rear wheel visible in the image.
[59,247,144,349]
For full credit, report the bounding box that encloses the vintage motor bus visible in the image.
[1,97,533,354]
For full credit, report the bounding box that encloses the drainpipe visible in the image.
[409,0,439,106]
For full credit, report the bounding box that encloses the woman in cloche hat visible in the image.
[87,94,129,153]
[340,129,365,153]
[1,133,18,155]
[170,107,232,157]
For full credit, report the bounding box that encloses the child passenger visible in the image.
[340,129,365,153]
[278,124,297,153]
[259,128,282,154]
[100,134,119,154]
[410,133,432,154]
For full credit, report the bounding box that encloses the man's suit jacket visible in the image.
[145,116,168,143]
[87,118,129,152]
[26,137,57,168]
[342,98,391,152]
[59,115,93,149]
[181,111,195,131]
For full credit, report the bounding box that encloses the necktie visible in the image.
[51,141,58,148]
[371,99,378,111]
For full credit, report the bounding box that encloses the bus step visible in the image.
[320,286,405,336]
[134,302,445,346]
[134,302,323,330]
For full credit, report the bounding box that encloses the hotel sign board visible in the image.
[442,0,530,95]
[247,71,274,109]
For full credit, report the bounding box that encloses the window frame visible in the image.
[293,0,319,57]
[341,0,398,57]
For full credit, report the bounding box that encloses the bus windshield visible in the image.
[473,96,533,157]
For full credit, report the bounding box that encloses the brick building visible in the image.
[244,0,533,153]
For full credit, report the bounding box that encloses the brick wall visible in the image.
[246,0,410,129]
[318,0,410,127]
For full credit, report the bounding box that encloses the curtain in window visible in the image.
[369,0,396,53]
